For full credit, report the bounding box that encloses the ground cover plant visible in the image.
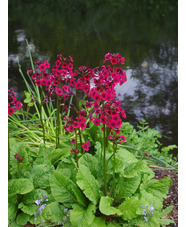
[8,48,177,226]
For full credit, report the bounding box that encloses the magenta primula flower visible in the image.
[70,148,78,154]
[120,135,126,142]
[56,88,63,96]
[8,89,22,115]
[82,140,90,151]
[93,118,101,126]
[39,63,47,71]
[8,107,15,115]
[15,101,22,110]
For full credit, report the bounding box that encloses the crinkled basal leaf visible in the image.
[136,215,161,227]
[57,159,77,183]
[116,174,141,200]
[159,218,175,225]
[123,160,150,178]
[9,178,34,195]
[139,190,162,211]
[50,170,86,207]
[22,189,47,204]
[8,195,18,224]
[145,177,172,200]
[158,205,174,218]
[117,148,138,167]
[42,202,65,223]
[31,164,54,188]
[18,202,36,215]
[9,220,23,227]
[16,212,30,226]
[99,196,122,216]
[79,153,103,180]
[34,144,55,165]
[90,217,107,227]
[76,164,100,205]
[70,203,96,227]
[95,141,102,158]
[48,148,71,165]
[119,196,146,220]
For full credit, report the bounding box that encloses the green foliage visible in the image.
[99,196,122,216]
[76,164,101,205]
[70,203,96,227]
[120,120,178,170]
[50,170,87,207]
[8,135,175,226]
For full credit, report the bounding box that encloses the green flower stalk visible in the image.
[112,141,117,198]
[39,86,45,145]
[56,95,60,148]
[76,89,83,153]
[8,129,11,180]
[103,124,107,196]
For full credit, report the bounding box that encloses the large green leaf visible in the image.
[76,164,100,205]
[50,170,86,207]
[31,164,54,188]
[123,160,154,178]
[139,190,163,211]
[47,147,71,165]
[79,153,103,180]
[144,177,172,200]
[70,203,96,227]
[116,148,138,168]
[136,215,161,227]
[22,189,48,204]
[16,212,30,226]
[119,196,146,220]
[90,217,107,227]
[18,202,36,215]
[42,202,65,223]
[8,194,18,224]
[57,158,77,183]
[9,178,34,195]
[158,205,174,218]
[116,174,141,200]
[99,196,122,216]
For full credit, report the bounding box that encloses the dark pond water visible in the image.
[8,1,178,155]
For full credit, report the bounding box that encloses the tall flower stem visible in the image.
[8,129,11,180]
[76,89,83,153]
[40,86,45,145]
[103,124,107,196]
[112,142,117,198]
[75,129,79,168]
[56,95,60,148]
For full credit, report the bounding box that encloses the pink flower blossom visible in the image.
[70,139,76,144]
[71,148,77,154]
[82,140,90,151]
[93,118,101,126]
[8,107,15,115]
[120,135,126,142]
[39,64,46,71]
[15,101,22,110]
[56,88,63,96]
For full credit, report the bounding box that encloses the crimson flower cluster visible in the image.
[14,152,24,162]
[31,55,74,102]
[64,115,87,132]
[8,89,22,115]
[30,52,127,147]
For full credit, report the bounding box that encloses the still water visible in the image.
[8,1,178,153]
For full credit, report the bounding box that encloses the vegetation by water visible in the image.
[8,46,177,226]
